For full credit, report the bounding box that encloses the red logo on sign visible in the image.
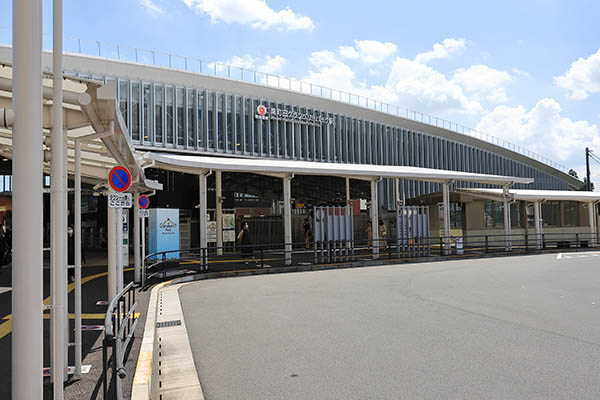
[256,105,267,116]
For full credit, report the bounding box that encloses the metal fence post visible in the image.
[439,236,443,256]
[485,235,489,253]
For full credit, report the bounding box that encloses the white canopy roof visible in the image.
[460,188,600,202]
[142,153,534,186]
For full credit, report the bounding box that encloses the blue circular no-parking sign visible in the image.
[108,166,131,193]
[138,194,150,209]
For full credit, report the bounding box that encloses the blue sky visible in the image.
[1,0,599,183]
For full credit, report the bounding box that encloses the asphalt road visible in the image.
[180,252,600,400]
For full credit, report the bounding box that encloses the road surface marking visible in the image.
[0,267,134,340]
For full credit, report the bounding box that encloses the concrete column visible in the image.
[589,202,597,247]
[283,175,293,265]
[107,190,117,300]
[503,185,512,251]
[199,173,208,253]
[534,201,542,249]
[371,179,379,259]
[216,171,223,255]
[133,191,141,284]
[442,182,451,254]
[12,0,44,397]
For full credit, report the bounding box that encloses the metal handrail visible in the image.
[104,281,135,338]
[0,30,568,174]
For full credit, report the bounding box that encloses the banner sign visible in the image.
[148,208,180,259]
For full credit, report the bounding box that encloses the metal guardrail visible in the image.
[102,281,139,400]
[0,28,568,174]
[141,232,598,287]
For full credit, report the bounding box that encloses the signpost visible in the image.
[107,166,131,301]
[138,194,150,209]
[108,165,132,193]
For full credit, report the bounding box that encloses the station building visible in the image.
[0,44,597,251]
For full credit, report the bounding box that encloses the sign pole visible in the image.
[133,191,141,284]
[107,189,118,301]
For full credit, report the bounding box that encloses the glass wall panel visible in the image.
[307,110,314,160]
[197,91,204,148]
[278,104,286,157]
[217,93,223,150]
[484,200,504,228]
[235,97,242,152]
[262,103,269,155]
[187,90,195,147]
[244,98,251,153]
[177,88,184,146]
[131,82,140,141]
[562,201,580,226]
[143,83,151,142]
[542,201,560,226]
[207,92,214,149]
[227,96,234,152]
[166,87,174,145]
[119,80,129,130]
[154,85,163,144]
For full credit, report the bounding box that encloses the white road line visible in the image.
[556,253,562,259]
[0,287,10,295]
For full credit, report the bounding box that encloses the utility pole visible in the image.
[586,147,591,191]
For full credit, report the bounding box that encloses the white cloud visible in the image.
[139,0,164,16]
[226,54,286,74]
[415,38,466,63]
[182,0,315,31]
[337,40,397,64]
[554,48,600,100]
[354,40,397,64]
[338,45,359,59]
[476,98,600,161]
[512,67,530,78]
[384,58,483,115]
[451,65,512,103]
[304,50,482,116]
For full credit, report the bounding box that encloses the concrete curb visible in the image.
[131,280,170,400]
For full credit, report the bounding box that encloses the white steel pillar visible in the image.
[12,0,44,397]
[283,175,293,265]
[199,173,208,264]
[588,202,597,247]
[503,185,512,251]
[133,191,141,284]
[51,0,67,391]
[107,190,118,300]
[442,182,451,255]
[371,178,379,259]
[534,201,542,250]
[216,171,223,255]
[73,140,82,377]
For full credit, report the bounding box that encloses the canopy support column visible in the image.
[133,191,141,284]
[216,171,223,256]
[442,182,451,255]
[283,174,293,265]
[12,0,44,396]
[503,184,512,251]
[199,172,210,268]
[589,202,597,247]
[534,201,542,250]
[345,177,351,205]
[371,178,379,259]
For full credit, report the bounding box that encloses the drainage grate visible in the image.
[156,320,181,328]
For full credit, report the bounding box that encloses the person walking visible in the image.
[379,220,387,251]
[303,217,312,249]
[365,221,373,249]
[237,221,255,264]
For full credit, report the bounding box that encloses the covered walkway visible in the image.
[143,152,533,262]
